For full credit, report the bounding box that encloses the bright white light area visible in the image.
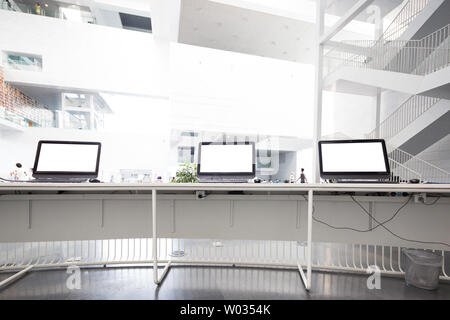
[36,143,99,172]
[321,142,387,172]
[170,43,314,138]
[101,94,170,134]
[322,91,376,139]
[60,8,83,22]
[199,144,254,173]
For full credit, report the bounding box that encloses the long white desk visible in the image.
[0,182,449,291]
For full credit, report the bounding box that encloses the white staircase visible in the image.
[366,95,440,141]
[325,24,450,76]
[324,22,450,98]
[380,0,443,42]
[388,146,450,183]
[322,0,450,183]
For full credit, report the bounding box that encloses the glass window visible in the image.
[5,52,42,72]
[178,146,195,164]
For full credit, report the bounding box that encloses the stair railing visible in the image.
[365,95,441,140]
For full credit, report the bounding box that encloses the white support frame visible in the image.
[0,265,34,290]
[297,189,314,290]
[1,183,449,292]
[320,0,375,44]
[152,188,172,285]
[312,0,326,183]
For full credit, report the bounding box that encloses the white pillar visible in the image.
[89,95,95,130]
[371,4,383,138]
[312,0,326,183]
[375,89,381,138]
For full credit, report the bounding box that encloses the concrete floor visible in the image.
[1,265,449,300]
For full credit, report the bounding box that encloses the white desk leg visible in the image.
[306,189,313,290]
[152,188,171,285]
[298,189,313,291]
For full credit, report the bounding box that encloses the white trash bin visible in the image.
[402,249,443,290]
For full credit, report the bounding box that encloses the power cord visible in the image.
[422,196,441,205]
[302,194,450,248]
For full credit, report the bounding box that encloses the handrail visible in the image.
[388,158,422,182]
[365,95,440,140]
[364,94,450,183]
[388,146,450,174]
[380,0,431,42]
[325,23,450,76]
[388,146,450,183]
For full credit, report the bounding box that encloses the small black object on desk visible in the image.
[89,178,101,183]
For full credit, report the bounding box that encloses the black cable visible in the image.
[349,194,413,232]
[422,196,441,205]
[303,194,450,248]
[303,195,412,233]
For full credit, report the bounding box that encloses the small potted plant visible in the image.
[172,162,198,183]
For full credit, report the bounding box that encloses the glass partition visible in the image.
[1,0,95,24]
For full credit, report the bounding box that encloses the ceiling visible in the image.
[12,83,110,112]
[177,0,404,64]
[178,0,317,64]
[13,84,63,109]
[325,0,404,21]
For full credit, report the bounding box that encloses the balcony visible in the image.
[1,0,95,24]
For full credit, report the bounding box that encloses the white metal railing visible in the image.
[0,239,449,282]
[325,24,450,76]
[381,0,431,42]
[363,92,450,183]
[366,95,440,140]
[388,158,422,183]
[388,147,450,183]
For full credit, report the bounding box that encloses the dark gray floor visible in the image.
[0,265,449,300]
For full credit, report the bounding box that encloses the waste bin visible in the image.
[402,249,443,290]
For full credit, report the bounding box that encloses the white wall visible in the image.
[0,10,169,97]
[322,91,376,138]
[380,90,412,122]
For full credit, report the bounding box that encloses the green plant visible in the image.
[172,162,198,183]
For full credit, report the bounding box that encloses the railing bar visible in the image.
[366,244,369,269]
[359,244,363,269]
[398,247,404,273]
[442,251,448,278]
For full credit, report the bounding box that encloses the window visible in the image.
[178,146,195,164]
[181,131,198,137]
[4,52,42,72]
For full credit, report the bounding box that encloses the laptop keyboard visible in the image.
[199,177,251,183]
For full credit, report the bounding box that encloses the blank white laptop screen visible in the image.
[321,142,387,172]
[36,143,100,172]
[199,144,253,173]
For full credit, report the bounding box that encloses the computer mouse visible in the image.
[89,178,101,183]
[408,178,420,184]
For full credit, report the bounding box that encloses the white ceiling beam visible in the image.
[149,0,181,41]
[320,0,375,44]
